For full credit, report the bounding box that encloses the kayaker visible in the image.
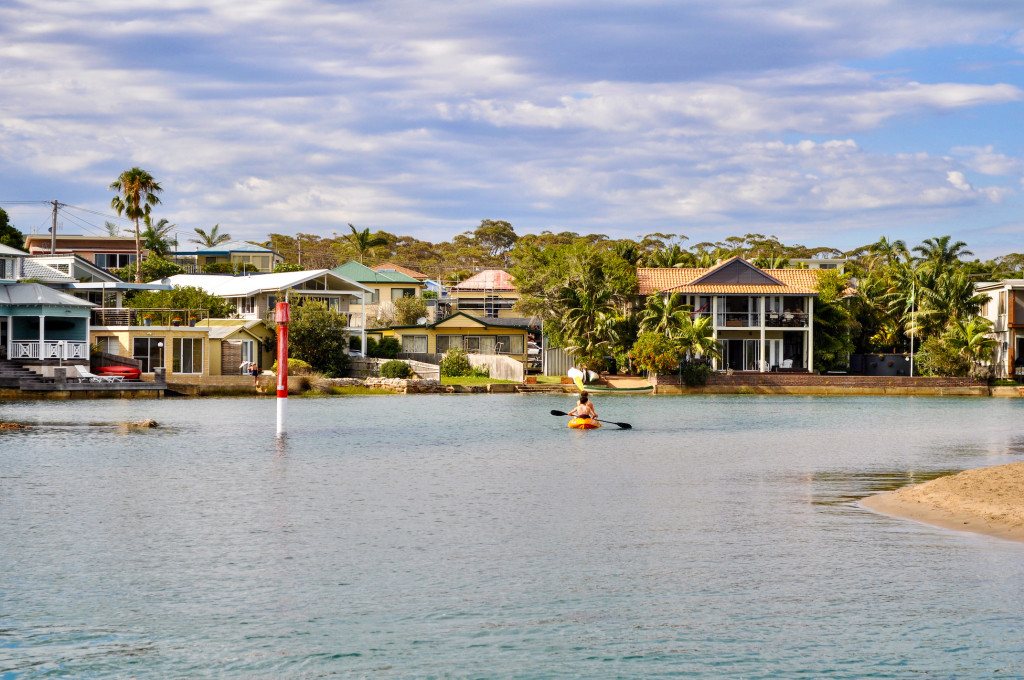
[569,391,597,421]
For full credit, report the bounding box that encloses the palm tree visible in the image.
[189,224,231,248]
[944,317,997,369]
[638,292,691,337]
[677,314,721,361]
[109,167,162,283]
[104,220,120,236]
[142,217,176,258]
[913,235,972,275]
[346,223,389,264]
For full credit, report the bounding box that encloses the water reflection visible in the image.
[2,395,1023,678]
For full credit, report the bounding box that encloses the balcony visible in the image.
[765,311,809,328]
[92,308,211,327]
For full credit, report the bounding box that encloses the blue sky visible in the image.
[1,0,1023,257]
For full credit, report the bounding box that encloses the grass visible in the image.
[535,375,565,385]
[440,376,520,386]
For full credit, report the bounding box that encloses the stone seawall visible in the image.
[652,372,989,396]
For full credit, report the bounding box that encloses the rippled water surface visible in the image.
[2,394,1024,678]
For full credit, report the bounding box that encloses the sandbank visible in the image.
[862,462,1024,543]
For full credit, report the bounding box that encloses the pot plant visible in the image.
[142,313,153,327]
[188,315,198,327]
[172,316,182,327]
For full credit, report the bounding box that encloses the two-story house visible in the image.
[638,256,824,372]
[976,279,1024,379]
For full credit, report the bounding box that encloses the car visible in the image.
[527,341,540,356]
[348,350,365,358]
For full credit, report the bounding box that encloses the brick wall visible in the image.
[653,372,985,388]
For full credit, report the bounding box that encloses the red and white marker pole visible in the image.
[275,301,290,436]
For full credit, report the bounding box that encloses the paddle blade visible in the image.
[614,421,632,430]
[550,409,569,417]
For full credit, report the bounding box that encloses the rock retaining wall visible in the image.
[652,372,988,396]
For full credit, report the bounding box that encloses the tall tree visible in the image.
[109,167,163,283]
[189,224,231,248]
[346,223,389,264]
[104,220,120,237]
[0,207,25,250]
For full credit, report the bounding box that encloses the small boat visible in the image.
[568,417,602,430]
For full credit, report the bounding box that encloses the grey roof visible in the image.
[0,243,29,256]
[0,283,96,307]
[20,259,76,282]
[175,240,278,255]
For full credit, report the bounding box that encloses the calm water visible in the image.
[2,394,1024,679]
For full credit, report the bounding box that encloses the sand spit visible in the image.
[862,462,1024,543]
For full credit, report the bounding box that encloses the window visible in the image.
[436,335,463,353]
[173,337,203,374]
[401,335,428,353]
[94,253,136,270]
[1,257,13,279]
[465,336,496,353]
[391,287,416,301]
[133,337,165,372]
[96,336,120,354]
[239,296,257,315]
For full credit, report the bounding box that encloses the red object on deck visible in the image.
[95,365,141,380]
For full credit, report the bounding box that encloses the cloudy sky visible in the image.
[1,0,1023,256]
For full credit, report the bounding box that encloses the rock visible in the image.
[119,419,159,428]
[0,422,29,430]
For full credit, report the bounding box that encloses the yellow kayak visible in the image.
[568,417,602,430]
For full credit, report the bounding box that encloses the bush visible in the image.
[916,336,970,377]
[681,360,712,387]
[440,348,473,377]
[380,360,413,379]
[202,262,257,274]
[629,332,683,375]
[471,364,490,378]
[366,336,400,359]
[271,357,313,374]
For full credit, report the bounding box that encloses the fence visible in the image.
[350,357,440,381]
[468,353,523,382]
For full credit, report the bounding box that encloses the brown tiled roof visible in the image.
[450,269,517,292]
[371,262,429,280]
[638,260,824,295]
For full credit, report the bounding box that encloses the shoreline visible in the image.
[862,462,1024,543]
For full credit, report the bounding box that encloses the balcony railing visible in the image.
[11,340,89,361]
[92,308,211,327]
[717,312,758,328]
[765,312,809,328]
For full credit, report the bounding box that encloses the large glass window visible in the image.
[401,335,428,353]
[172,337,203,374]
[436,335,463,353]
[94,253,136,270]
[391,288,416,301]
[133,337,165,372]
[97,336,120,355]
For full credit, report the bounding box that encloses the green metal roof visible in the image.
[332,261,421,284]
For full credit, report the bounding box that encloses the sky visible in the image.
[1,0,1023,257]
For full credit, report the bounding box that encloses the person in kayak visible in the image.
[569,391,597,421]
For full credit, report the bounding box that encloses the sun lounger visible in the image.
[71,365,121,383]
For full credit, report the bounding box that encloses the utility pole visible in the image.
[50,200,58,254]
[297,240,303,268]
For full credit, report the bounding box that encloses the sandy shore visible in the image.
[862,462,1024,543]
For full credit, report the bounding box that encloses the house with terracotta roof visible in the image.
[445,269,520,319]
[638,256,824,372]
[371,262,429,281]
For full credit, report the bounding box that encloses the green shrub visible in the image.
[440,348,473,377]
[471,364,490,378]
[367,336,400,359]
[380,360,413,379]
[681,360,712,387]
[271,357,313,374]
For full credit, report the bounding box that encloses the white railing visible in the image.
[12,341,89,360]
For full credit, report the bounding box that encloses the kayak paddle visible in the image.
[549,409,632,430]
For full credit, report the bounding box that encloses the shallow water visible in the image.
[2,394,1024,678]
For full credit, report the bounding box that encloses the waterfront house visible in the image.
[332,261,426,327]
[91,318,275,382]
[169,240,284,274]
[371,311,532,364]
[1,282,94,363]
[638,257,824,372]
[976,279,1024,380]
[371,262,430,281]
